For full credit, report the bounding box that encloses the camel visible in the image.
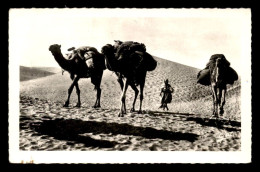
[208,54,237,118]
[101,42,157,117]
[49,44,105,108]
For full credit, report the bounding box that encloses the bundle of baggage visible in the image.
[112,40,157,73]
[197,54,238,86]
[65,46,105,70]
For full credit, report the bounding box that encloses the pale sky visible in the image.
[9,8,251,75]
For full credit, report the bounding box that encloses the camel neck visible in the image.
[52,52,71,71]
[104,53,117,71]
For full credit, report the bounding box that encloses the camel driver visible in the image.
[159,79,174,111]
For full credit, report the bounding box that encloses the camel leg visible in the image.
[138,75,146,114]
[117,77,124,91]
[219,87,226,116]
[211,94,215,116]
[64,75,80,107]
[211,84,218,117]
[130,83,139,112]
[216,87,221,116]
[91,72,103,108]
[119,79,129,117]
[75,82,81,107]
[93,87,101,108]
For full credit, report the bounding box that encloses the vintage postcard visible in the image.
[9,8,251,163]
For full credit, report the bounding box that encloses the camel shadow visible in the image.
[29,120,118,149]
[146,111,241,132]
[30,118,199,148]
[185,116,241,132]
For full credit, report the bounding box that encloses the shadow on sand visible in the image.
[30,117,199,148]
[185,116,241,132]
[146,110,241,132]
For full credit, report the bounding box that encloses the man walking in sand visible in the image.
[159,79,174,111]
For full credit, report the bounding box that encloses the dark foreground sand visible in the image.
[20,95,240,151]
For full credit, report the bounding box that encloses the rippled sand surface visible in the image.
[19,58,240,151]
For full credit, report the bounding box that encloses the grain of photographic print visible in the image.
[8,8,251,164]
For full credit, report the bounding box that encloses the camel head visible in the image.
[113,40,123,50]
[216,56,228,68]
[101,44,114,56]
[114,40,123,44]
[49,44,62,55]
[101,44,116,71]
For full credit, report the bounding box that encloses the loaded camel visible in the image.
[49,44,105,108]
[197,54,238,118]
[101,41,157,117]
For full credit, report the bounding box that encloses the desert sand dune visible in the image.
[20,66,60,81]
[19,56,241,151]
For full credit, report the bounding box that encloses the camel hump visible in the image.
[208,54,230,68]
[142,52,157,71]
[115,41,146,58]
[67,47,75,51]
[210,54,226,60]
[76,46,102,61]
[77,46,99,55]
[83,50,105,70]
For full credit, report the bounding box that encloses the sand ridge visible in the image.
[19,57,241,151]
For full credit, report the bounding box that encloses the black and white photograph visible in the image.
[8,8,251,163]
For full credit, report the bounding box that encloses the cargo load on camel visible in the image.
[66,46,105,70]
[113,40,157,73]
[197,54,238,86]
